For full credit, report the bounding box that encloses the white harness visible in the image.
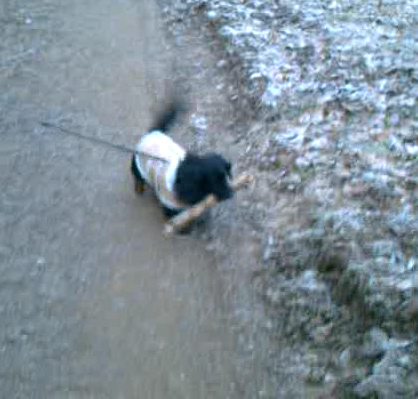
[134,131,187,211]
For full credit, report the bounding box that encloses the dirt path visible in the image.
[1,1,246,397]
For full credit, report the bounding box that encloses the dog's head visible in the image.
[174,152,233,205]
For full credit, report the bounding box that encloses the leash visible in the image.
[40,121,169,163]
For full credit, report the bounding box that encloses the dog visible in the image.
[131,102,233,219]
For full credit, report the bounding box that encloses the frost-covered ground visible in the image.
[164,0,418,397]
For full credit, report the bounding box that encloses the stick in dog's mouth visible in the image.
[163,173,254,236]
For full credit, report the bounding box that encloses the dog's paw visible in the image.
[134,180,145,194]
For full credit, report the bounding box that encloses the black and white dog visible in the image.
[131,102,233,218]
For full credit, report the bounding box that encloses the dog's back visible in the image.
[131,101,188,211]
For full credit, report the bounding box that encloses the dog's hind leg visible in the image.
[131,155,146,194]
[135,179,145,194]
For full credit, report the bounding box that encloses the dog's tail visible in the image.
[149,100,186,133]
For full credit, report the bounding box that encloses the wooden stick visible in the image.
[163,173,254,236]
